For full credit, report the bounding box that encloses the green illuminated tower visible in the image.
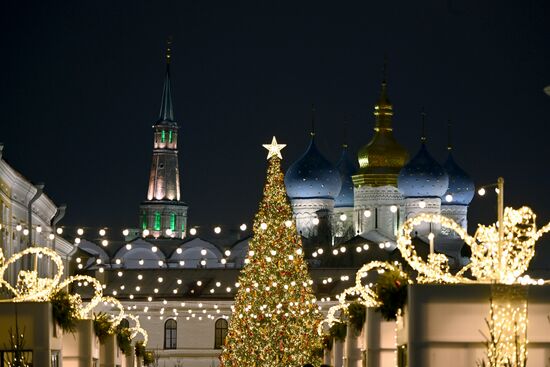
[140,40,188,238]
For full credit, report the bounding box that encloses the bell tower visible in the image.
[140,40,188,239]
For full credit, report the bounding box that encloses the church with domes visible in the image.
[284,76,475,268]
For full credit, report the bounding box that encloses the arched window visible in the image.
[214,318,228,349]
[164,319,177,349]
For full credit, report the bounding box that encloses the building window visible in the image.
[170,213,176,231]
[154,212,161,231]
[161,130,166,143]
[164,319,177,349]
[141,213,147,230]
[169,130,173,143]
[214,318,228,349]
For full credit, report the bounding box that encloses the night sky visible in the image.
[1,1,549,235]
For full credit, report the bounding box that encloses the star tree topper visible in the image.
[262,136,286,160]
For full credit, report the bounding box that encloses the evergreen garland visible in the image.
[374,269,408,321]
[142,351,155,366]
[51,289,78,333]
[328,322,347,342]
[93,312,114,343]
[116,326,133,356]
[135,341,146,358]
[347,302,366,333]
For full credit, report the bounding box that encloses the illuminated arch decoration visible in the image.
[320,206,550,333]
[0,246,148,345]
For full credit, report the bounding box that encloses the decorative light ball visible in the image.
[214,226,221,234]
[226,287,231,293]
[176,248,182,254]
[56,227,63,234]
[23,229,29,236]
[332,249,338,255]
[494,187,500,194]
[296,248,303,255]
[356,246,362,253]
[200,249,207,256]
[158,260,164,266]
[76,228,83,236]
[445,194,453,203]
[36,226,42,233]
[327,277,333,283]
[317,248,324,255]
[284,220,293,228]
[158,277,164,283]
[99,229,106,236]
[384,242,391,248]
[189,228,197,235]
[428,232,435,241]
[142,229,150,237]
[312,217,320,225]
[260,223,268,230]
[98,267,104,273]
[197,280,203,286]
[240,223,247,231]
[101,240,108,247]
[379,243,385,249]
[312,252,318,258]
[122,229,129,236]
[200,259,207,266]
[364,210,371,218]
[74,237,81,244]
[16,224,22,232]
[48,233,55,240]
[363,244,369,250]
[419,201,426,209]
[138,274,143,280]
[478,187,486,196]
[165,229,173,236]
[77,264,83,269]
[390,205,398,213]
[117,271,123,277]
[125,244,132,250]
[340,246,346,253]
[220,258,227,264]
[248,250,255,256]
[151,246,158,253]
[76,257,81,263]
[138,259,144,265]
[179,260,185,266]
[339,213,347,221]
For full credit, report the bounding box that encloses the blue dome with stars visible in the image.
[441,153,474,205]
[334,146,357,207]
[285,138,342,200]
[398,144,449,198]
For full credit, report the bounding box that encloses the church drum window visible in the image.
[154,212,161,231]
[170,213,176,231]
[164,319,177,349]
[214,318,228,349]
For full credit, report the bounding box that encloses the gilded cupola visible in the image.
[352,78,409,187]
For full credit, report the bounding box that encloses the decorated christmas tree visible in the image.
[220,137,322,367]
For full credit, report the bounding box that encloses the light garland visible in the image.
[0,246,148,346]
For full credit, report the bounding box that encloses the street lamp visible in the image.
[477,177,504,278]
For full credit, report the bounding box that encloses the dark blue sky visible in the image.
[1,0,549,233]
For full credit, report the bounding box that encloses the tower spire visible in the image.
[447,119,453,151]
[420,108,427,143]
[374,58,393,131]
[158,37,174,123]
[310,104,316,137]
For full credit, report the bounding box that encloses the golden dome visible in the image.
[353,81,409,187]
